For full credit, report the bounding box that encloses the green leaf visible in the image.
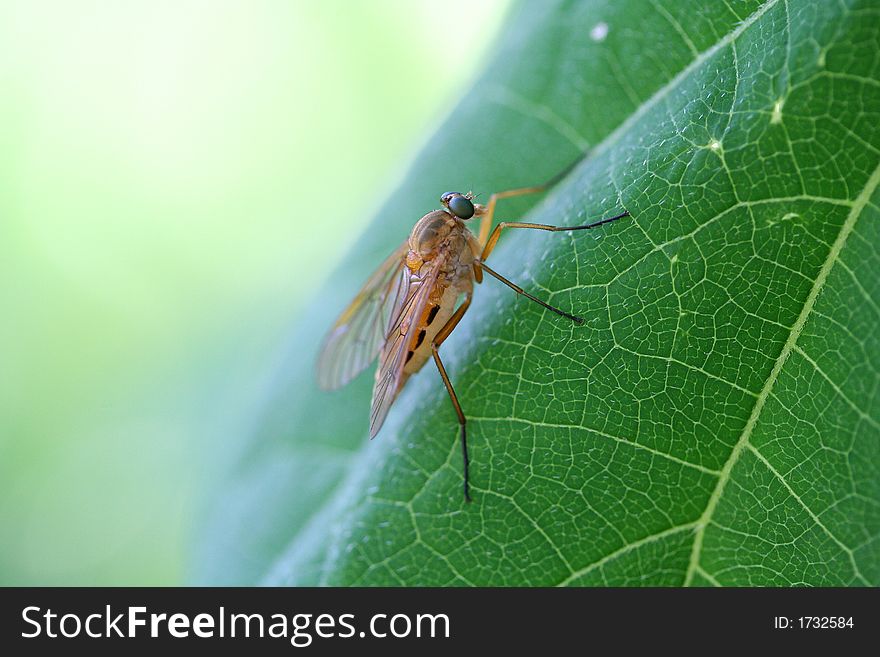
[192,0,880,586]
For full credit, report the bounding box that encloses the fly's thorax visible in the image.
[407,210,468,273]
[409,210,454,256]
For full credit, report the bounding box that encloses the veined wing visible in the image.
[316,241,408,390]
[369,252,445,438]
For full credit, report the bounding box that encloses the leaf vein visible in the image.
[684,159,880,585]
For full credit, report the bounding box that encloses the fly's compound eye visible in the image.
[447,194,475,219]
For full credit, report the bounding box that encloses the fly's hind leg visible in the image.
[431,294,472,502]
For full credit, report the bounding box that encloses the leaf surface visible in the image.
[193,0,880,586]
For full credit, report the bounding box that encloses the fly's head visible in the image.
[440,191,476,220]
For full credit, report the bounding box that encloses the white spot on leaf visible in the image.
[590,22,609,42]
[771,99,783,124]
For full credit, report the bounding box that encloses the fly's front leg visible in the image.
[476,153,590,246]
[480,211,630,262]
[431,294,472,502]
[477,185,548,247]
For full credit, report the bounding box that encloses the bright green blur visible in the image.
[0,0,508,585]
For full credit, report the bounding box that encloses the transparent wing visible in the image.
[369,252,445,438]
[316,241,409,391]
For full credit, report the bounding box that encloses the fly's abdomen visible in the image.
[402,284,459,376]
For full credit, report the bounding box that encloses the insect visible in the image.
[317,163,629,502]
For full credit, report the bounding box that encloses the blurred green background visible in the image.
[0,0,508,585]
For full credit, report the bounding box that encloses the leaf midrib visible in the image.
[684,160,880,586]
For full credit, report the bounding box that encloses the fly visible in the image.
[317,162,629,502]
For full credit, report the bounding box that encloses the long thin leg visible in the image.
[478,262,584,324]
[434,294,471,347]
[476,154,587,247]
[481,210,630,262]
[477,185,546,247]
[432,294,472,502]
[432,346,470,503]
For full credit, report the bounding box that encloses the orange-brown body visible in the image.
[394,209,483,385]
[316,172,629,501]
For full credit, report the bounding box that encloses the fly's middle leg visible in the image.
[473,210,631,323]
[476,261,585,324]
